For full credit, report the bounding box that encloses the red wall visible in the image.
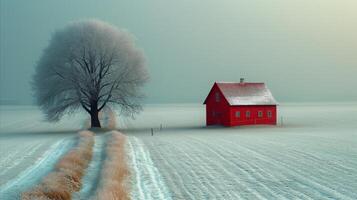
[205,84,277,127]
[205,84,231,126]
[229,105,277,126]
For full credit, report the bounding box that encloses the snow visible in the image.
[0,138,75,199]
[123,102,357,200]
[128,137,172,200]
[73,134,107,200]
[215,82,278,105]
[0,105,85,199]
[1,103,356,199]
[0,105,116,199]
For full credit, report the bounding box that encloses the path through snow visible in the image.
[128,136,172,200]
[0,137,75,199]
[73,134,107,200]
[73,108,116,199]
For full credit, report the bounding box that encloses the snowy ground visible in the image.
[1,103,356,200]
[123,103,357,200]
[0,106,113,199]
[73,134,107,200]
[0,106,86,199]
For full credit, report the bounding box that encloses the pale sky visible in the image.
[1,0,356,104]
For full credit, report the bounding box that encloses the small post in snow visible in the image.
[160,124,162,131]
[280,116,283,126]
[151,128,154,136]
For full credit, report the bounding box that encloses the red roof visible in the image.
[204,82,278,105]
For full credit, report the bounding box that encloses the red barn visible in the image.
[203,79,278,126]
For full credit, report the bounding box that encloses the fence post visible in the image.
[160,124,162,131]
[151,128,154,136]
[280,116,283,126]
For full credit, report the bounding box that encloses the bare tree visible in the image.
[33,20,148,128]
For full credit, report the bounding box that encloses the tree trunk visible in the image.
[90,103,101,128]
[91,111,101,128]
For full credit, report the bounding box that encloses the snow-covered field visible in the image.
[0,106,86,199]
[124,103,357,200]
[1,103,357,200]
[0,106,114,199]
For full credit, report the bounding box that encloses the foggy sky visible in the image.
[1,0,356,104]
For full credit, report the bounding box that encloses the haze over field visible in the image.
[1,0,357,104]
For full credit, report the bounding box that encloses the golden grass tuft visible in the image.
[94,131,130,200]
[22,131,94,200]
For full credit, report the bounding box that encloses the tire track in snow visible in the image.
[230,140,355,200]
[177,138,240,200]
[229,148,313,199]
[128,136,172,200]
[261,138,357,177]
[199,137,314,200]
[161,139,218,199]
[240,142,357,199]
[128,138,145,200]
[0,137,75,199]
[213,136,347,199]
[168,140,220,199]
[186,136,279,200]
[0,144,34,168]
[277,147,357,197]
[73,134,106,200]
[0,143,43,177]
[144,139,196,200]
[213,138,309,199]
[0,144,38,174]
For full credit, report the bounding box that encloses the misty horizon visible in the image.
[1,0,357,105]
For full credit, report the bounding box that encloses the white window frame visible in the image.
[258,111,263,118]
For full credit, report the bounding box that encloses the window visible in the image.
[267,111,272,118]
[246,111,251,118]
[258,111,263,118]
[215,92,220,102]
[235,111,240,118]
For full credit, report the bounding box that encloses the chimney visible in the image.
[240,78,244,84]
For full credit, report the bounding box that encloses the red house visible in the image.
[203,79,278,126]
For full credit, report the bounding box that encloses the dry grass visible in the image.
[94,131,130,200]
[22,131,94,200]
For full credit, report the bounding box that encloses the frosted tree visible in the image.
[33,20,148,128]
